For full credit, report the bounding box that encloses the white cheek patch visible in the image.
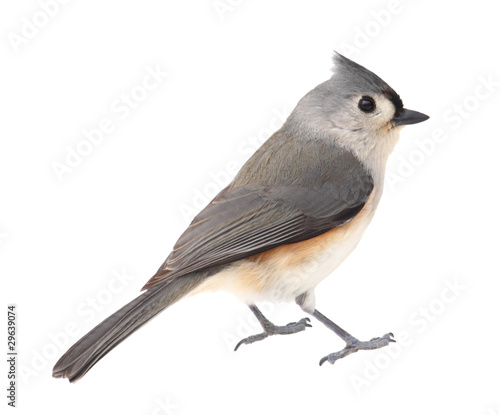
[375,95,396,121]
[366,95,396,132]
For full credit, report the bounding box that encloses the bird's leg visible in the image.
[308,308,395,366]
[234,304,312,351]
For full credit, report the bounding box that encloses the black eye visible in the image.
[358,96,375,113]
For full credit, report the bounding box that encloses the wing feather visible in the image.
[142,133,373,290]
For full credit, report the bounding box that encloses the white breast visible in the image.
[192,188,383,310]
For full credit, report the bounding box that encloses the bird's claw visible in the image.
[235,317,312,351]
[286,317,312,329]
[319,332,396,366]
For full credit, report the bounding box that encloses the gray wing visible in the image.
[143,133,373,290]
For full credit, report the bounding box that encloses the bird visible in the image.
[53,52,429,382]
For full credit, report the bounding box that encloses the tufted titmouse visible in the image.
[53,52,429,382]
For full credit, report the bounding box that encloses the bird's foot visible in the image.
[234,318,312,351]
[319,332,395,366]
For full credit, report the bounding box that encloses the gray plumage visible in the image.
[144,133,373,289]
[53,52,429,382]
[53,271,211,382]
[54,115,373,383]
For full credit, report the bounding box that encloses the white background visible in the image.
[1,1,499,414]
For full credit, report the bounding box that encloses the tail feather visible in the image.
[53,273,204,382]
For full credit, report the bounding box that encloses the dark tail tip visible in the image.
[53,275,203,382]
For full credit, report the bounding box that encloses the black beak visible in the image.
[392,109,429,127]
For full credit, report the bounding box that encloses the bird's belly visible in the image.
[193,200,376,306]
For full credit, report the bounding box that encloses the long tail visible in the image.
[53,273,205,382]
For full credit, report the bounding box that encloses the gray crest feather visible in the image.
[332,52,403,112]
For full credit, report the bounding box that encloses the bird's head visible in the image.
[288,52,429,174]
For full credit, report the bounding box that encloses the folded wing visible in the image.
[143,133,374,290]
